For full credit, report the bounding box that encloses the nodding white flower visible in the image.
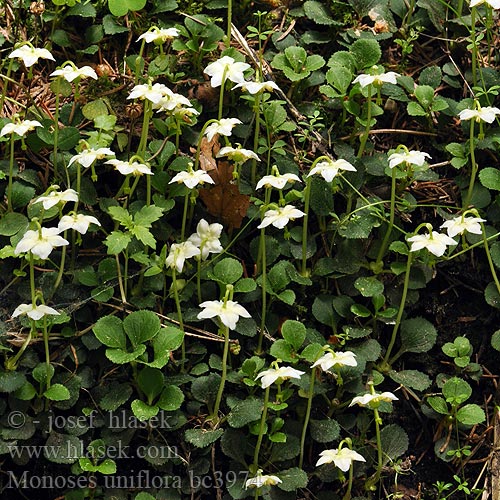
[316,448,366,471]
[349,391,399,408]
[204,118,242,142]
[440,215,486,238]
[172,107,200,120]
[14,227,69,260]
[469,0,500,8]
[169,169,214,189]
[34,188,79,210]
[407,230,457,257]
[204,56,251,88]
[255,365,305,389]
[257,205,305,230]
[458,106,500,123]
[388,150,431,169]
[188,219,223,260]
[307,159,356,182]
[58,213,101,234]
[137,27,180,43]
[353,70,400,88]
[12,303,60,320]
[165,241,201,273]
[106,159,152,176]
[127,82,170,104]
[233,80,280,94]
[216,146,260,163]
[197,299,251,330]
[153,90,193,112]
[50,65,98,82]
[68,148,115,169]
[312,351,357,371]
[256,172,301,190]
[9,45,55,67]
[245,470,282,489]
[0,119,42,138]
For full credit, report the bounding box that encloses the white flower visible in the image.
[50,65,98,82]
[388,150,431,169]
[216,146,260,163]
[245,470,282,489]
[204,56,251,88]
[204,118,242,142]
[169,169,214,189]
[407,230,457,257]
[12,303,60,320]
[353,70,400,88]
[34,188,79,210]
[470,0,500,8]
[165,241,201,273]
[440,215,485,238]
[197,299,251,330]
[137,27,180,43]
[154,90,193,112]
[458,106,500,123]
[349,391,399,408]
[58,214,101,234]
[233,80,280,94]
[9,45,55,67]
[188,219,223,260]
[68,148,115,169]
[106,159,153,176]
[307,159,356,182]
[257,205,305,230]
[0,119,42,138]
[316,448,366,471]
[127,82,170,104]
[256,172,301,190]
[255,365,305,389]
[312,351,357,371]
[14,227,69,260]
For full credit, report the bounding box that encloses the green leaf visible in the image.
[108,206,133,226]
[389,370,431,391]
[227,397,263,428]
[233,278,256,293]
[99,383,133,411]
[134,205,164,227]
[485,281,500,309]
[124,310,161,347]
[304,0,336,25]
[479,167,500,190]
[350,38,381,69]
[82,98,110,119]
[380,424,409,465]
[135,493,156,500]
[281,320,306,350]
[33,363,55,384]
[106,345,146,364]
[131,225,156,248]
[0,371,27,392]
[270,339,296,363]
[399,317,437,354]
[0,212,28,236]
[137,367,164,401]
[414,85,435,109]
[105,231,132,254]
[11,182,35,209]
[184,428,223,448]
[157,385,185,411]
[277,289,296,305]
[212,258,243,284]
[427,396,449,415]
[277,467,308,491]
[492,329,500,351]
[131,400,159,421]
[44,384,70,401]
[191,373,221,404]
[44,433,81,464]
[108,0,147,16]
[96,458,116,474]
[456,404,485,426]
[354,276,384,297]
[310,419,340,443]
[57,127,81,151]
[442,377,471,405]
[407,102,427,116]
[93,315,126,349]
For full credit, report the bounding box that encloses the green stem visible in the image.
[253,385,270,469]
[357,85,373,158]
[470,8,478,88]
[256,226,267,356]
[115,254,127,303]
[375,168,397,268]
[301,177,312,277]
[464,119,477,209]
[482,222,500,295]
[7,136,15,212]
[53,230,68,292]
[384,252,413,367]
[180,192,190,241]
[211,325,230,422]
[251,93,262,186]
[225,0,232,49]
[42,316,51,390]
[372,407,384,485]
[0,58,13,113]
[299,367,316,468]
[137,100,152,158]
[171,268,186,371]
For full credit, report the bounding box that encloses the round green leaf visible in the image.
[354,276,384,297]
[124,310,161,347]
[157,385,185,411]
[212,258,243,284]
[44,384,71,401]
[479,167,500,190]
[184,428,223,448]
[456,404,485,426]
[131,400,159,421]
[310,419,340,443]
[442,377,471,405]
[93,315,126,349]
[399,317,437,354]
[281,320,306,350]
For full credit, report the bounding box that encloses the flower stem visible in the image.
[7,136,15,212]
[53,230,68,292]
[357,84,373,158]
[375,168,397,268]
[42,315,51,390]
[211,325,230,422]
[481,222,500,296]
[464,119,477,209]
[251,93,262,186]
[171,267,186,371]
[299,367,316,469]
[180,192,190,241]
[256,225,267,356]
[252,385,270,470]
[301,177,312,277]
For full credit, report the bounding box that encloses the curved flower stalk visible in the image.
[216,145,260,186]
[107,157,153,207]
[1,118,43,211]
[197,286,250,422]
[69,146,115,188]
